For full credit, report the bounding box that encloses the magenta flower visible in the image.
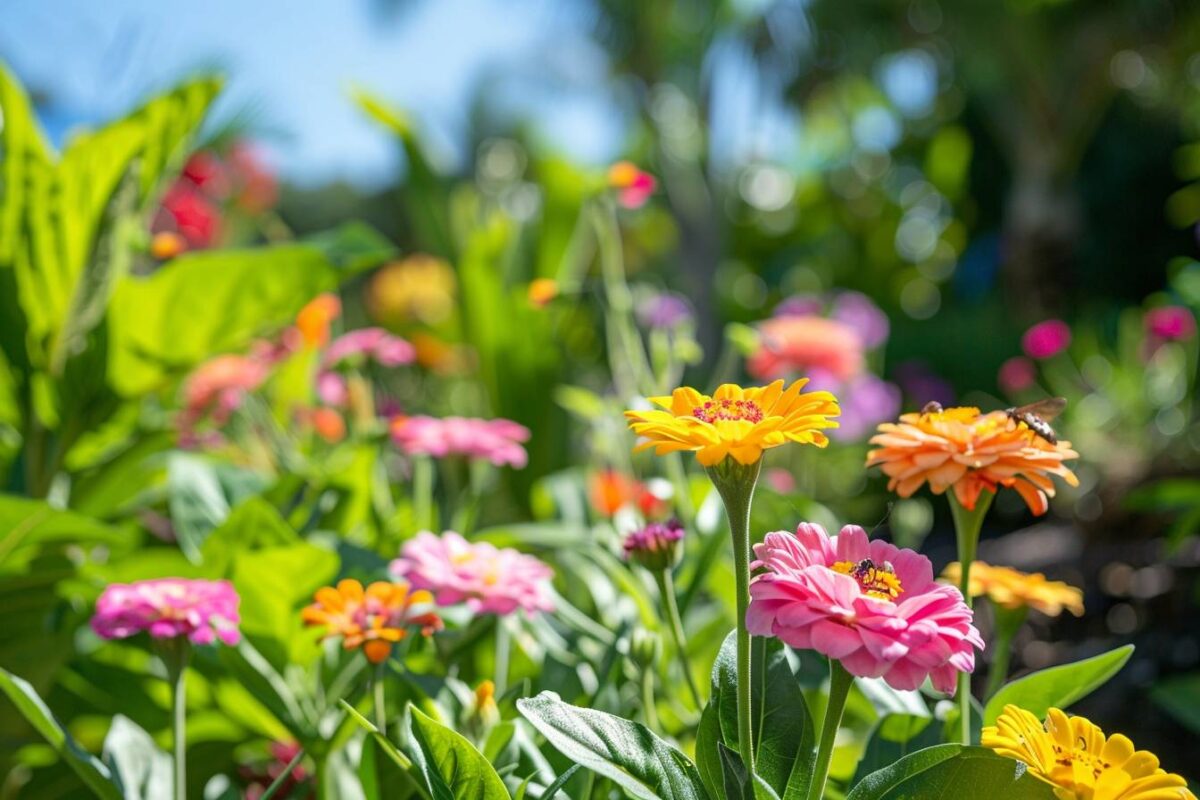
[389,415,530,468]
[1021,320,1071,360]
[747,523,981,693]
[323,328,416,368]
[1145,306,1196,341]
[623,519,685,571]
[92,579,241,646]
[998,356,1037,394]
[390,531,555,616]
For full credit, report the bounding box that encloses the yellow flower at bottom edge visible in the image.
[942,561,1084,617]
[624,379,840,467]
[983,705,1196,800]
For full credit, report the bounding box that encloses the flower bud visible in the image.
[629,628,662,670]
[622,519,685,572]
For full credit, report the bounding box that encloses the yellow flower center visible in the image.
[692,398,764,424]
[832,560,903,601]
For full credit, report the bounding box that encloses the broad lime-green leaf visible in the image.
[846,745,1054,800]
[406,706,509,800]
[0,494,126,571]
[983,645,1134,727]
[517,691,709,800]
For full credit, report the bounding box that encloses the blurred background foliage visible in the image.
[2,0,1200,795]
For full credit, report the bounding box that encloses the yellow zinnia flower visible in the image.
[983,705,1196,800]
[624,379,839,467]
[942,561,1084,618]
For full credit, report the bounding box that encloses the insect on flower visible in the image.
[1004,397,1066,446]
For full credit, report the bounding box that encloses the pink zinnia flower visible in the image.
[389,415,530,468]
[390,531,555,616]
[1145,306,1196,341]
[747,523,981,693]
[997,356,1038,394]
[317,328,416,406]
[747,315,865,382]
[92,579,241,646]
[1021,320,1071,360]
[180,354,271,432]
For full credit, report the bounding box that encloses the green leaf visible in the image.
[845,745,1054,800]
[101,715,172,800]
[1150,671,1200,734]
[165,453,268,563]
[0,667,123,800]
[694,699,723,800]
[106,244,343,397]
[517,691,710,800]
[711,631,816,799]
[0,493,127,572]
[854,678,931,743]
[983,645,1134,727]
[232,541,338,665]
[405,705,509,800]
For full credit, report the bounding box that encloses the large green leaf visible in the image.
[983,645,1134,727]
[107,244,341,396]
[517,691,710,800]
[101,715,172,800]
[405,706,509,800]
[845,745,1053,800]
[0,493,127,572]
[232,541,338,666]
[854,678,931,743]
[711,632,815,799]
[0,667,123,800]
[165,453,268,563]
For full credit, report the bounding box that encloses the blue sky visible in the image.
[0,0,624,187]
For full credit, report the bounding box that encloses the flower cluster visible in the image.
[625,379,840,467]
[92,579,241,646]
[301,579,442,664]
[984,705,1196,800]
[866,405,1079,514]
[748,292,899,440]
[390,415,531,468]
[317,327,416,406]
[390,531,555,616]
[747,523,981,693]
[942,561,1084,618]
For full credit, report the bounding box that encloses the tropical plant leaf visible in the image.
[405,705,509,800]
[846,745,1054,800]
[983,645,1134,727]
[0,493,127,572]
[517,691,710,800]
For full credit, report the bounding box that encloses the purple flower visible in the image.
[832,374,902,441]
[831,291,890,349]
[1021,320,1071,360]
[622,519,685,571]
[773,294,824,318]
[636,292,693,330]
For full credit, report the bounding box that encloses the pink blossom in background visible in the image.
[764,468,797,494]
[180,354,271,432]
[1021,320,1072,360]
[831,291,890,350]
[390,415,530,468]
[747,315,865,382]
[747,523,981,693]
[998,356,1038,394]
[390,531,555,616]
[608,161,657,209]
[774,294,825,318]
[831,374,902,441]
[323,328,416,369]
[1145,306,1196,341]
[92,579,241,646]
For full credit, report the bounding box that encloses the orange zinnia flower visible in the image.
[295,293,342,348]
[866,406,1078,515]
[301,578,442,664]
[942,561,1084,618]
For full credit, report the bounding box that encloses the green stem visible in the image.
[373,662,387,734]
[494,617,511,697]
[984,603,1028,701]
[806,661,854,800]
[653,569,704,710]
[162,641,190,800]
[948,490,994,746]
[641,668,660,730]
[707,458,762,772]
[258,748,305,800]
[413,456,434,531]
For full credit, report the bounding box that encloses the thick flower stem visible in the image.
[984,604,1028,701]
[707,458,762,772]
[806,660,854,800]
[653,569,704,710]
[641,669,660,730]
[161,640,190,800]
[494,616,511,697]
[948,490,994,746]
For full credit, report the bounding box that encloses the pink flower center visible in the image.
[693,398,764,424]
[832,559,903,601]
